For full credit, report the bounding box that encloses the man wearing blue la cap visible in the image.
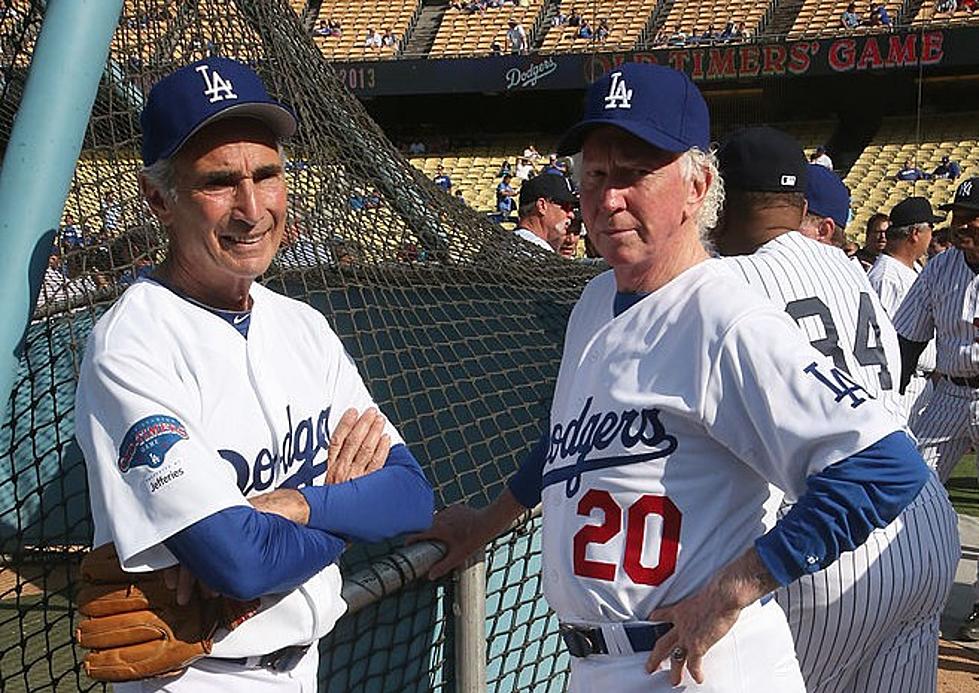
[72,57,433,691]
[412,67,928,691]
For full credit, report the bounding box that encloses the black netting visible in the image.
[0,1,596,690]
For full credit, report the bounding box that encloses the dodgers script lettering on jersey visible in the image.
[538,263,900,626]
[218,405,331,494]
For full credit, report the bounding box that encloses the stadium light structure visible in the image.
[0,0,124,424]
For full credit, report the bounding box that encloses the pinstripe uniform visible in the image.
[724,231,960,693]
[868,253,937,420]
[893,247,979,482]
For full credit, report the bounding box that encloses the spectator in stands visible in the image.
[567,9,581,26]
[735,21,750,38]
[491,40,503,55]
[928,226,952,258]
[497,160,513,177]
[433,164,453,192]
[522,144,541,162]
[873,3,893,25]
[312,20,332,37]
[514,157,534,181]
[932,155,961,180]
[841,2,861,28]
[595,18,610,42]
[542,154,563,176]
[496,173,517,219]
[100,191,121,235]
[382,29,397,48]
[454,189,466,204]
[507,19,528,54]
[577,20,593,39]
[61,213,87,249]
[364,27,383,50]
[651,27,669,46]
[896,158,929,181]
[719,21,736,41]
[702,24,717,43]
[552,8,567,26]
[855,212,890,270]
[810,145,834,170]
[512,174,575,252]
[668,26,688,45]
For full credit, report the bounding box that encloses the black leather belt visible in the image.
[560,623,673,658]
[944,373,979,388]
[215,644,310,671]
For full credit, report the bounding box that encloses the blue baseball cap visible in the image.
[140,57,296,166]
[805,164,850,228]
[556,63,709,156]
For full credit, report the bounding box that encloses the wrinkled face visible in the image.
[541,198,576,250]
[150,118,287,291]
[559,221,581,259]
[951,210,979,263]
[579,127,701,268]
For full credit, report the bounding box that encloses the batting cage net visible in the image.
[0,1,599,690]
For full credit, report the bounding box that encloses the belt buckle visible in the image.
[559,624,600,658]
[259,645,309,672]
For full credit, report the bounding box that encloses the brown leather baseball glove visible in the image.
[74,543,259,682]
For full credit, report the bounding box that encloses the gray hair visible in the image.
[886,222,929,241]
[680,146,724,246]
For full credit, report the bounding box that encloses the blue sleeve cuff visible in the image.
[164,506,346,601]
[300,443,434,543]
[755,431,928,586]
[508,431,548,508]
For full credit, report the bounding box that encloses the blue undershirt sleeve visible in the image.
[299,443,433,544]
[164,506,346,602]
[755,430,929,586]
[507,432,548,508]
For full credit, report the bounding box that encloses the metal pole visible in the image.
[0,0,124,423]
[454,548,487,693]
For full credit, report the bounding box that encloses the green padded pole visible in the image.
[0,0,124,423]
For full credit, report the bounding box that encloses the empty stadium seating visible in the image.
[313,0,420,61]
[430,2,543,58]
[538,0,657,53]
[845,113,979,238]
[408,135,558,213]
[657,0,767,42]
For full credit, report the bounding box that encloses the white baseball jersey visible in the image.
[725,232,959,693]
[893,247,979,376]
[540,261,899,626]
[75,278,404,667]
[725,232,906,425]
[867,253,936,372]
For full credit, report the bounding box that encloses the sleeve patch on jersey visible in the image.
[118,415,189,473]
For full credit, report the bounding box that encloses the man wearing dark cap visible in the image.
[868,197,942,419]
[893,177,979,642]
[713,127,957,693]
[412,65,928,691]
[72,57,433,689]
[512,173,575,253]
[799,163,850,248]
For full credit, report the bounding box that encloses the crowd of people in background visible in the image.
[652,20,751,47]
[841,1,893,29]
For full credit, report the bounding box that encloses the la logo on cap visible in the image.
[604,72,633,110]
[196,64,237,103]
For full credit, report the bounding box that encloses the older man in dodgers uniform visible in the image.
[74,58,433,691]
[411,63,928,692]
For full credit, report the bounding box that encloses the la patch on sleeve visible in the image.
[118,415,189,473]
